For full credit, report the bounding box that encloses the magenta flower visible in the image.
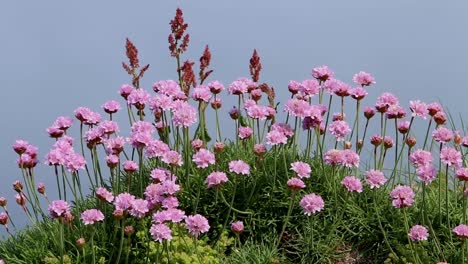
[453,224,468,239]
[114,193,136,211]
[162,197,179,209]
[409,225,429,241]
[192,149,215,168]
[231,221,244,234]
[150,223,172,242]
[96,187,114,203]
[119,84,134,99]
[129,199,149,219]
[123,160,138,173]
[284,99,310,118]
[99,120,119,135]
[166,208,186,223]
[0,213,7,225]
[440,147,462,168]
[390,185,415,208]
[290,161,311,178]
[341,176,363,193]
[324,149,344,166]
[102,100,121,114]
[329,120,351,141]
[266,130,287,145]
[427,102,443,116]
[398,121,411,134]
[229,160,250,175]
[191,85,212,102]
[246,103,269,120]
[153,80,184,98]
[207,80,224,94]
[432,127,453,143]
[350,87,368,101]
[300,193,324,216]
[81,209,104,225]
[375,92,398,113]
[185,214,210,237]
[146,139,170,159]
[205,172,229,188]
[106,154,119,168]
[456,168,468,181]
[299,79,320,97]
[409,100,428,119]
[342,149,360,168]
[287,178,306,190]
[172,101,197,127]
[312,65,334,82]
[64,153,86,172]
[228,78,249,95]
[13,140,30,155]
[48,200,71,219]
[127,88,151,109]
[238,126,253,140]
[162,150,183,167]
[409,149,433,167]
[288,80,301,94]
[364,106,376,119]
[352,71,375,86]
[416,164,437,185]
[365,170,387,189]
[150,168,173,183]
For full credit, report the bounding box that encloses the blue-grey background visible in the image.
[1,1,467,236]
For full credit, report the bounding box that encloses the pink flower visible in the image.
[206,172,229,188]
[238,126,253,139]
[246,103,268,120]
[398,121,411,134]
[99,120,119,135]
[390,185,415,208]
[74,107,101,125]
[312,65,334,82]
[102,100,121,114]
[416,164,437,185]
[329,120,351,141]
[150,168,173,183]
[146,139,170,158]
[456,168,468,181]
[207,80,224,94]
[284,98,310,118]
[123,160,138,173]
[229,160,250,175]
[288,80,301,94]
[13,140,29,155]
[324,149,344,166]
[386,104,406,119]
[166,208,186,223]
[364,106,376,119]
[106,154,119,168]
[129,199,149,219]
[150,223,172,242]
[271,123,294,138]
[228,78,249,95]
[287,177,306,190]
[114,193,136,211]
[153,80,184,98]
[119,84,134,99]
[352,71,375,86]
[409,149,433,167]
[162,150,183,166]
[440,147,462,168]
[104,137,126,155]
[342,149,360,168]
[375,93,398,113]
[191,85,211,102]
[65,153,86,172]
[96,187,114,203]
[427,102,443,116]
[290,161,311,178]
[409,225,429,241]
[341,176,363,193]
[172,101,197,127]
[299,79,320,97]
[365,170,387,189]
[350,87,368,101]
[266,130,287,145]
[231,221,244,234]
[48,200,71,219]
[432,127,453,143]
[300,193,324,216]
[185,214,210,237]
[127,89,151,109]
[81,209,104,225]
[409,100,428,119]
[192,149,215,168]
[453,224,468,239]
[162,197,179,209]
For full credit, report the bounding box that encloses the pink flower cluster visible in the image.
[324,149,360,168]
[390,185,415,208]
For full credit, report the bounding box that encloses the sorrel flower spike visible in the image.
[249,49,262,82]
[122,38,150,88]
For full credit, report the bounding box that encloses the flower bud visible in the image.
[214,142,225,154]
[76,238,86,248]
[13,181,23,193]
[0,197,7,207]
[344,141,352,149]
[124,225,135,236]
[406,136,417,148]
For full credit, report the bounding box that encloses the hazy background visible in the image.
[1,1,467,236]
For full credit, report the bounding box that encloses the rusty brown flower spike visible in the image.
[169,8,190,57]
[249,49,262,82]
[180,60,196,95]
[199,45,213,84]
[122,38,150,88]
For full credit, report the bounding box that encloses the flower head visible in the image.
[290,161,311,178]
[229,160,250,175]
[48,200,71,219]
[185,214,210,237]
[300,193,324,216]
[390,185,415,208]
[231,221,244,234]
[453,224,468,239]
[81,209,104,225]
[150,223,172,242]
[365,170,387,189]
[192,149,215,168]
[206,172,229,188]
[352,71,375,86]
[409,225,429,241]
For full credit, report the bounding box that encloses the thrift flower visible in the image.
[287,178,306,190]
[48,200,71,219]
[192,149,215,168]
[300,193,324,215]
[409,225,429,241]
[185,214,210,237]
[440,147,462,168]
[390,185,415,208]
[150,223,172,242]
[365,170,387,189]
[341,176,363,193]
[453,224,468,239]
[352,71,375,86]
[206,172,229,188]
[81,209,104,225]
[229,160,250,175]
[290,161,311,178]
[231,221,244,234]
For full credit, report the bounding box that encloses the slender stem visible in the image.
[276,192,296,248]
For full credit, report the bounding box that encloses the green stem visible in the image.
[276,192,296,248]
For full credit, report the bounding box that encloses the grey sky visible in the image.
[1,1,467,234]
